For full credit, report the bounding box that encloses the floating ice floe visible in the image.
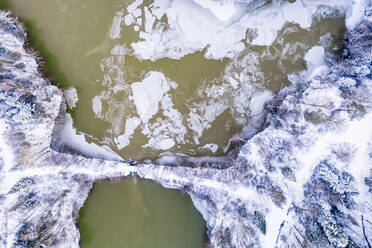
[202,143,219,153]
[115,117,141,149]
[64,87,78,109]
[131,71,174,123]
[92,95,103,118]
[109,11,124,39]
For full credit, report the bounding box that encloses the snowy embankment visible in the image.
[0,0,371,247]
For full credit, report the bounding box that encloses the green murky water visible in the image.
[78,178,206,248]
[4,0,346,160]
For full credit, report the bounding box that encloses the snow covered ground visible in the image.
[0,0,371,247]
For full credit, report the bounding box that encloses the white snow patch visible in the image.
[115,117,141,150]
[64,87,78,109]
[143,93,187,150]
[304,45,328,79]
[131,0,245,60]
[281,0,312,28]
[92,95,103,118]
[156,155,178,165]
[0,120,15,172]
[250,90,274,116]
[55,114,122,161]
[190,192,213,224]
[193,0,236,21]
[157,138,175,150]
[144,6,156,33]
[133,8,142,18]
[127,0,143,13]
[152,0,172,19]
[305,46,325,68]
[261,202,291,248]
[131,71,171,123]
[109,11,124,39]
[124,13,135,26]
[202,143,218,153]
[346,0,365,29]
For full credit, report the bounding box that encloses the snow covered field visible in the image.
[0,0,371,247]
